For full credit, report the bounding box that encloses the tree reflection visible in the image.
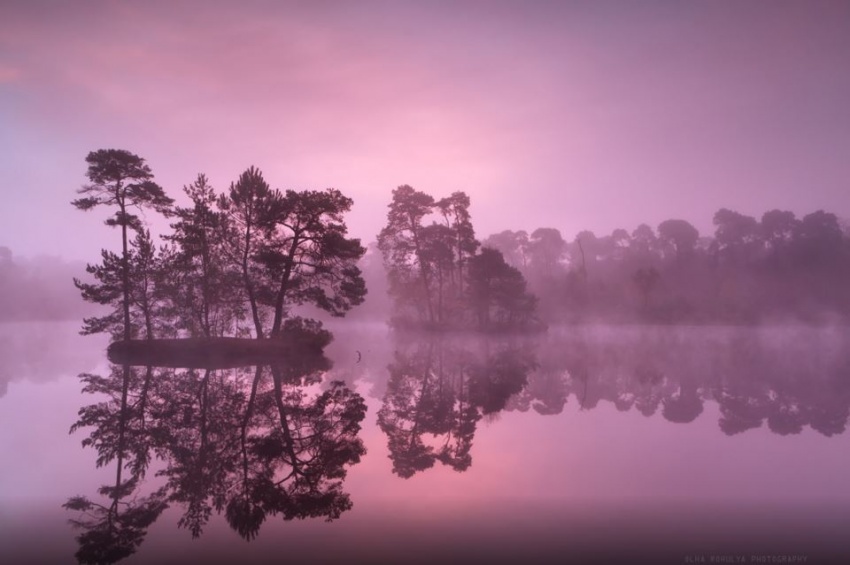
[66,343,366,562]
[64,326,850,560]
[370,328,850,461]
[377,338,536,478]
[63,364,167,564]
[63,488,168,565]
[156,367,244,538]
[662,381,704,424]
[223,364,366,540]
[500,328,850,438]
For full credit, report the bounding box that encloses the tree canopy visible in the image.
[377,185,540,331]
[73,151,366,342]
[72,149,173,341]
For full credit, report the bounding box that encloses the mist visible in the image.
[2,2,850,564]
[0,247,101,322]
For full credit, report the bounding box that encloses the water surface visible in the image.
[1,322,848,564]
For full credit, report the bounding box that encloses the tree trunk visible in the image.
[119,195,132,342]
[271,367,301,476]
[143,293,153,340]
[240,367,263,486]
[240,216,264,339]
[112,364,131,515]
[201,225,211,338]
[409,214,435,324]
[270,238,300,337]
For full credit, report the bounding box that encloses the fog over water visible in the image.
[2,322,850,563]
[2,1,850,563]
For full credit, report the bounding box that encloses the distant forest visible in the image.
[367,185,850,327]
[477,208,850,325]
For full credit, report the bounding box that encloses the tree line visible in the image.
[73,149,850,338]
[72,149,366,341]
[373,185,850,328]
[481,209,850,324]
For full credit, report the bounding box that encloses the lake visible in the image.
[1,321,848,564]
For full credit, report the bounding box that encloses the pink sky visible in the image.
[2,0,849,262]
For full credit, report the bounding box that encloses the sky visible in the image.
[1,0,849,262]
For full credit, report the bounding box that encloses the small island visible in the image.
[73,150,369,358]
[73,149,545,362]
[106,317,333,369]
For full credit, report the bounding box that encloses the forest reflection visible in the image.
[64,355,366,564]
[514,328,850,437]
[61,326,850,562]
[376,328,850,478]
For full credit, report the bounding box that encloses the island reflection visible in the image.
[61,325,850,562]
[65,352,366,564]
[378,338,536,477]
[373,327,850,478]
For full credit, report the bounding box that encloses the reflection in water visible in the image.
[373,328,850,479]
[63,364,167,564]
[59,325,850,561]
[378,338,536,478]
[0,321,105,398]
[65,351,366,563]
[505,328,850,437]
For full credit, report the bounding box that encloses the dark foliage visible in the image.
[378,185,541,331]
[482,208,850,325]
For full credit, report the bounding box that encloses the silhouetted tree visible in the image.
[72,149,173,341]
[219,167,273,338]
[793,210,844,266]
[378,186,519,330]
[761,209,798,251]
[657,219,699,261]
[631,224,659,257]
[378,185,438,324]
[526,227,567,279]
[74,250,125,338]
[419,223,457,325]
[609,228,631,261]
[467,248,538,331]
[259,188,366,336]
[713,208,760,264]
[164,174,241,337]
[435,191,479,295]
[74,232,165,340]
[128,229,163,340]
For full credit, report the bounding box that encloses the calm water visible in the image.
[1,321,849,564]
